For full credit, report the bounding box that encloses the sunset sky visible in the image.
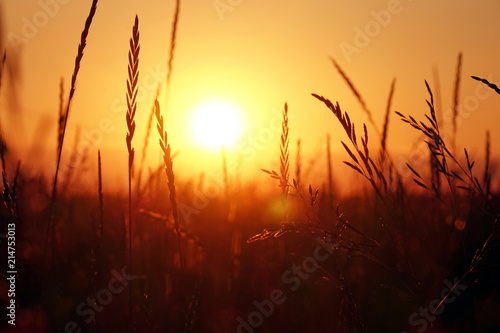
[1,0,500,191]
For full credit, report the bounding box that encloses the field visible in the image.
[1,1,500,332]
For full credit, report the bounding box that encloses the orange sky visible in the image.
[1,0,500,192]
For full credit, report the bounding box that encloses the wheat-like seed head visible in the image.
[126,15,140,170]
[312,93,388,200]
[53,0,98,180]
[280,103,289,196]
[155,100,177,212]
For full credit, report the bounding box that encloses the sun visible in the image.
[191,100,243,150]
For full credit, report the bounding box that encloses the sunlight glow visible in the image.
[191,100,243,150]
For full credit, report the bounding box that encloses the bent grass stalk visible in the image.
[471,75,500,95]
[154,100,184,271]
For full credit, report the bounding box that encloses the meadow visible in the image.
[1,1,500,332]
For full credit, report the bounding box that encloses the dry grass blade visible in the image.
[46,0,99,256]
[380,78,396,161]
[471,76,500,95]
[329,56,378,135]
[452,52,462,151]
[154,100,184,271]
[280,103,289,197]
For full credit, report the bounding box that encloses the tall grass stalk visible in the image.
[326,134,335,223]
[0,129,6,176]
[125,15,140,331]
[326,134,333,194]
[60,128,81,196]
[45,0,98,256]
[57,77,65,160]
[380,78,396,164]
[0,52,7,177]
[137,84,161,194]
[96,150,104,317]
[98,150,103,243]
[295,139,302,191]
[164,0,181,113]
[452,52,462,153]
[484,130,491,200]
[432,66,444,126]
